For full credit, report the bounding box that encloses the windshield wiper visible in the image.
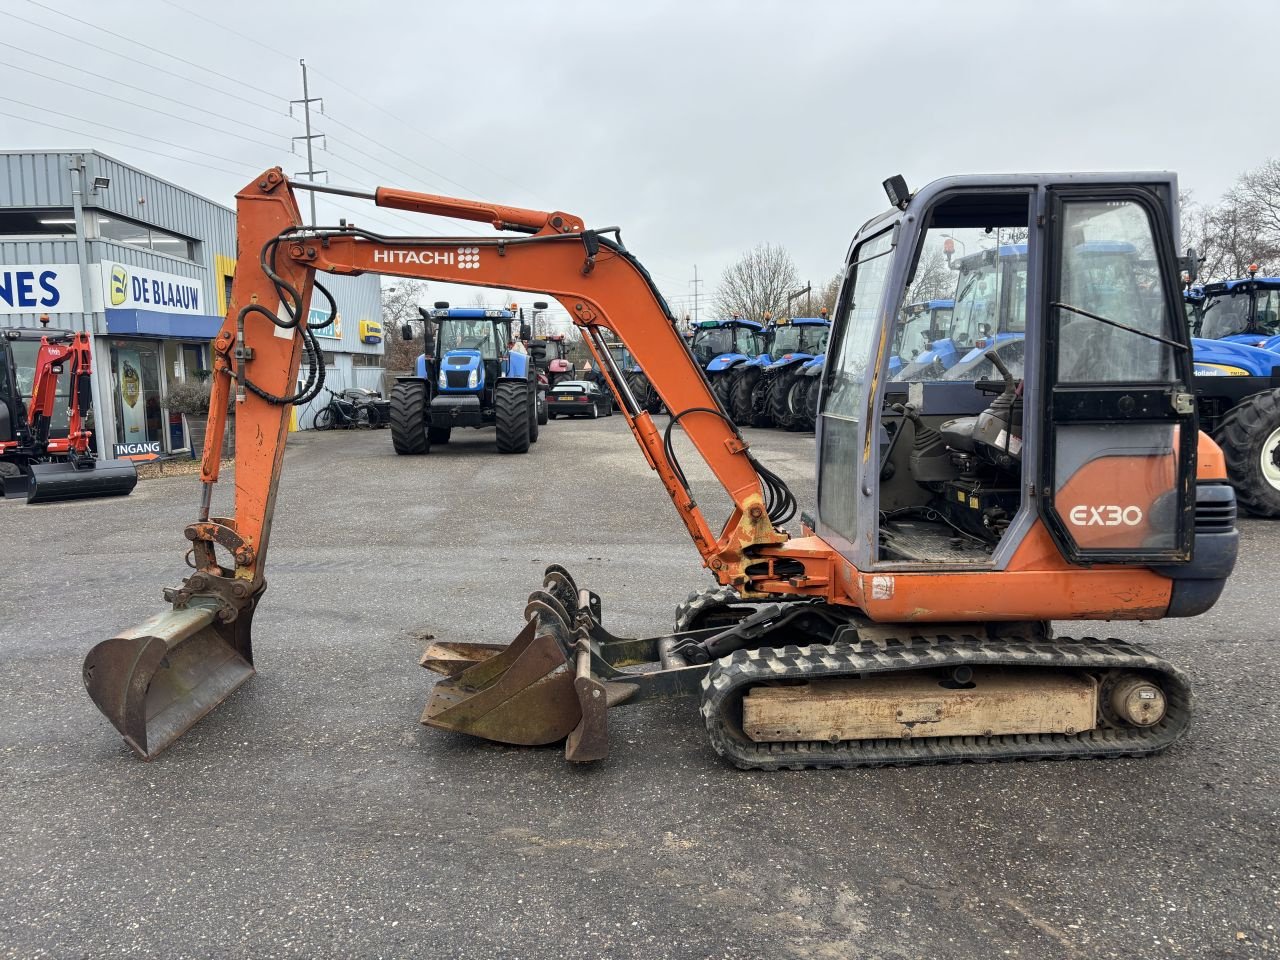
[1050,301,1188,351]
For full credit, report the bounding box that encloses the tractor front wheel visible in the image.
[389,381,431,455]
[1216,389,1280,516]
[495,380,532,454]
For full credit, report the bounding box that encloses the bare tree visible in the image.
[381,280,429,372]
[905,245,953,304]
[811,273,842,316]
[714,243,800,321]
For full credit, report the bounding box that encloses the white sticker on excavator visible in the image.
[871,575,894,600]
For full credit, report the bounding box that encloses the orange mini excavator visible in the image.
[1,319,136,504]
[84,169,1237,767]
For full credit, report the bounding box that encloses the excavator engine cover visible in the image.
[23,457,138,504]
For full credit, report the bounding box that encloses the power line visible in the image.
[0,7,283,116]
[0,39,288,142]
[0,105,260,178]
[22,0,285,108]
[148,0,537,205]
[0,60,285,151]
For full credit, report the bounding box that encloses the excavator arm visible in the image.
[192,170,810,593]
[82,169,828,758]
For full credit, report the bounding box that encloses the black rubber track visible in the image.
[494,380,531,454]
[1214,389,1280,517]
[700,636,1192,770]
[389,381,430,455]
[673,585,748,632]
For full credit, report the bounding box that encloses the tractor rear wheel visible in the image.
[536,390,548,425]
[711,372,734,411]
[787,378,813,431]
[731,367,759,425]
[1215,389,1280,516]
[495,380,531,454]
[428,426,451,444]
[528,384,540,443]
[804,375,820,425]
[770,368,798,429]
[390,381,431,455]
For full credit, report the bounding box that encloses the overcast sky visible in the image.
[0,0,1267,325]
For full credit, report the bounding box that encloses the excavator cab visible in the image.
[820,177,1200,571]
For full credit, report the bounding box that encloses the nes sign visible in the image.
[99,262,204,316]
[0,264,85,314]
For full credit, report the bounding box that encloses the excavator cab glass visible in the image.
[817,179,1195,570]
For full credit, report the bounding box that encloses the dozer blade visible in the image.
[83,597,256,760]
[26,458,137,504]
[421,620,582,746]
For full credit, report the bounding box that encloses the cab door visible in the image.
[1040,187,1196,563]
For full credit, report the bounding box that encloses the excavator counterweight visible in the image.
[84,168,1235,768]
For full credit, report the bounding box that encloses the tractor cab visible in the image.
[893,299,954,369]
[767,317,831,365]
[392,302,536,454]
[689,319,766,371]
[1198,273,1280,348]
[817,174,1218,607]
[896,245,1028,381]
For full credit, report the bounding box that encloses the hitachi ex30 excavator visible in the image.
[83,169,1237,768]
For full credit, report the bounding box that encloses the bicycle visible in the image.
[312,387,373,430]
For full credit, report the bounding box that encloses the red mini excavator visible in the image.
[84,168,1237,768]
[0,319,136,504]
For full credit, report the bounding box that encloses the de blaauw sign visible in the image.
[97,262,204,316]
[0,264,85,315]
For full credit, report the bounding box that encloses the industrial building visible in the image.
[0,150,384,456]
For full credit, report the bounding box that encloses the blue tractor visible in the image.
[688,318,768,410]
[1185,272,1280,515]
[895,245,1028,381]
[745,317,831,429]
[889,299,953,377]
[790,350,827,431]
[390,303,540,455]
[732,317,829,427]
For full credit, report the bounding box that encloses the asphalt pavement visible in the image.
[0,417,1276,960]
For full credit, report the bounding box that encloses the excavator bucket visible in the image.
[19,458,137,504]
[82,595,257,760]
[420,566,707,761]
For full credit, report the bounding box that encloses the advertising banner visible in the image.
[97,262,205,316]
[115,346,148,441]
[0,263,85,314]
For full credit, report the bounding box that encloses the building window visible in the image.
[352,353,381,367]
[0,208,77,238]
[94,214,196,261]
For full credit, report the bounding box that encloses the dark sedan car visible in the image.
[547,380,613,419]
